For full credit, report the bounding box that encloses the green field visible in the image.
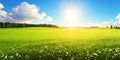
[0,27,120,60]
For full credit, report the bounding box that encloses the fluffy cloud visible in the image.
[100,13,120,27]
[113,13,120,27]
[0,3,8,22]
[0,10,7,20]
[116,13,120,20]
[0,3,4,9]
[11,2,41,20]
[0,2,53,23]
[100,21,111,27]
[46,16,53,22]
[40,12,47,20]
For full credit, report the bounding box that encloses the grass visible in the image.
[0,27,120,60]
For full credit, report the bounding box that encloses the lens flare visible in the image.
[61,4,81,27]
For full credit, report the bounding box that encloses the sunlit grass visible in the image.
[0,27,120,60]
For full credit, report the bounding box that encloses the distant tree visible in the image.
[110,25,113,29]
[0,22,59,28]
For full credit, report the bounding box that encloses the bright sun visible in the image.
[61,4,81,27]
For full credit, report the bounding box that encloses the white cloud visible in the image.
[99,13,120,27]
[40,21,47,24]
[0,10,7,20]
[116,13,120,20]
[11,2,43,21]
[113,13,120,27]
[46,16,53,22]
[40,12,47,20]
[0,2,53,24]
[0,3,8,22]
[100,21,111,27]
[0,3,4,9]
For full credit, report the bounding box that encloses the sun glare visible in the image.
[64,6,80,20]
[61,4,81,27]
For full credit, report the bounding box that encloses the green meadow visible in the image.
[0,27,120,60]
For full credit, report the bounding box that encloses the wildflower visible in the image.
[79,54,81,56]
[115,48,119,52]
[90,55,93,57]
[39,50,43,53]
[26,55,29,57]
[96,50,101,53]
[59,46,62,48]
[4,55,7,59]
[44,46,48,49]
[92,53,98,56]
[112,56,115,59]
[16,53,19,56]
[71,57,74,60]
[116,48,120,50]
[1,54,4,57]
[103,49,107,52]
[87,54,89,56]
[55,47,58,49]
[64,48,67,50]
[47,53,50,55]
[87,51,89,53]
[10,56,13,59]
[108,49,112,52]
[66,52,69,55]
[12,48,15,50]
[58,57,62,60]
[18,54,21,57]
[58,51,61,53]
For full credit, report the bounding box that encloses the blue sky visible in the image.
[0,0,120,27]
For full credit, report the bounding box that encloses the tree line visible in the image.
[109,25,120,29]
[0,22,59,28]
